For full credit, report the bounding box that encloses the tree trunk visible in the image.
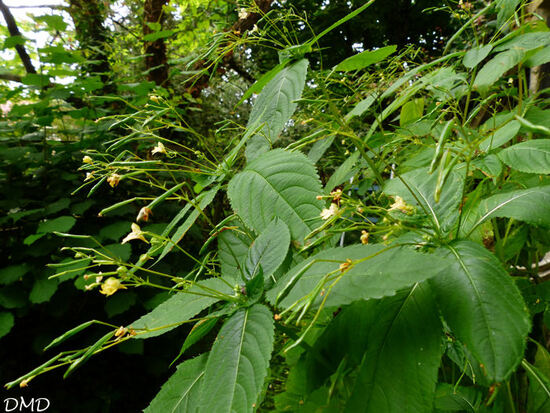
[143,0,169,86]
[68,0,113,93]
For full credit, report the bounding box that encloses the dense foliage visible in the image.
[2,0,550,412]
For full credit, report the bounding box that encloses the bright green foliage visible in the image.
[430,241,530,381]
[463,44,493,69]
[218,220,253,282]
[526,344,550,413]
[145,354,207,413]
[333,45,396,72]
[345,283,443,413]
[499,140,550,174]
[228,149,323,243]
[198,304,274,413]
[474,49,525,92]
[245,59,309,160]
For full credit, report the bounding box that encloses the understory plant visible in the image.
[7,1,550,411]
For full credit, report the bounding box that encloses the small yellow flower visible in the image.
[150,95,160,103]
[320,203,339,220]
[115,326,128,338]
[122,223,149,244]
[95,275,103,283]
[137,207,153,222]
[82,155,93,164]
[85,172,94,181]
[389,196,413,214]
[151,142,167,155]
[100,277,126,296]
[331,189,343,201]
[20,379,29,388]
[107,173,121,188]
[339,258,353,272]
[360,230,369,244]
[251,24,259,33]
[238,7,249,19]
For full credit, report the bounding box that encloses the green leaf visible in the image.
[268,243,449,310]
[384,167,463,234]
[23,233,46,246]
[244,218,290,281]
[526,343,550,413]
[0,312,14,339]
[333,45,396,71]
[198,304,274,413]
[474,49,525,92]
[429,241,530,381]
[218,219,253,282]
[35,15,67,31]
[470,186,550,231]
[496,0,521,28]
[499,140,550,174]
[245,59,309,160]
[145,354,207,413]
[0,264,30,285]
[479,120,521,152]
[21,73,50,87]
[345,283,442,413]
[345,93,377,120]
[105,292,137,317]
[37,216,76,233]
[129,278,231,339]
[325,150,360,193]
[463,45,493,69]
[228,149,323,244]
[400,98,424,127]
[172,318,219,366]
[434,384,482,412]
[143,30,174,42]
[3,35,26,49]
[525,45,550,67]
[236,61,288,107]
[494,31,550,53]
[29,277,58,304]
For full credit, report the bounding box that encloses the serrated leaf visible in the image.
[130,278,231,339]
[345,283,442,413]
[228,149,323,243]
[244,217,290,281]
[463,45,493,69]
[198,304,274,413]
[245,59,309,160]
[0,312,14,339]
[474,49,525,92]
[499,140,550,174]
[384,167,463,234]
[172,318,218,366]
[267,243,449,310]
[145,354,207,413]
[468,186,550,231]
[218,220,253,282]
[333,45,396,71]
[429,241,530,381]
[479,120,521,152]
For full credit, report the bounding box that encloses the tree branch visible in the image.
[0,0,37,75]
[0,73,23,82]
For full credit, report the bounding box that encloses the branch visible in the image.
[0,0,37,74]
[7,5,64,9]
[0,73,22,82]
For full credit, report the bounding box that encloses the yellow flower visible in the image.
[107,173,121,188]
[122,223,149,244]
[85,172,94,181]
[320,203,338,220]
[82,155,93,164]
[151,142,167,155]
[331,189,343,201]
[115,326,128,338]
[360,230,369,245]
[100,277,126,296]
[238,8,249,19]
[339,258,353,272]
[389,196,413,214]
[137,207,153,222]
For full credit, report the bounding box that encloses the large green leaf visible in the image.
[228,149,323,243]
[267,243,449,310]
[130,278,231,339]
[245,59,309,160]
[429,241,530,381]
[0,312,14,339]
[384,167,463,234]
[218,219,253,282]
[495,0,521,28]
[198,304,274,413]
[333,45,396,71]
[145,353,207,413]
[463,45,493,69]
[479,120,521,152]
[466,186,550,232]
[244,218,290,281]
[474,49,525,92]
[345,283,443,413]
[494,31,550,53]
[37,216,76,233]
[499,140,550,174]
